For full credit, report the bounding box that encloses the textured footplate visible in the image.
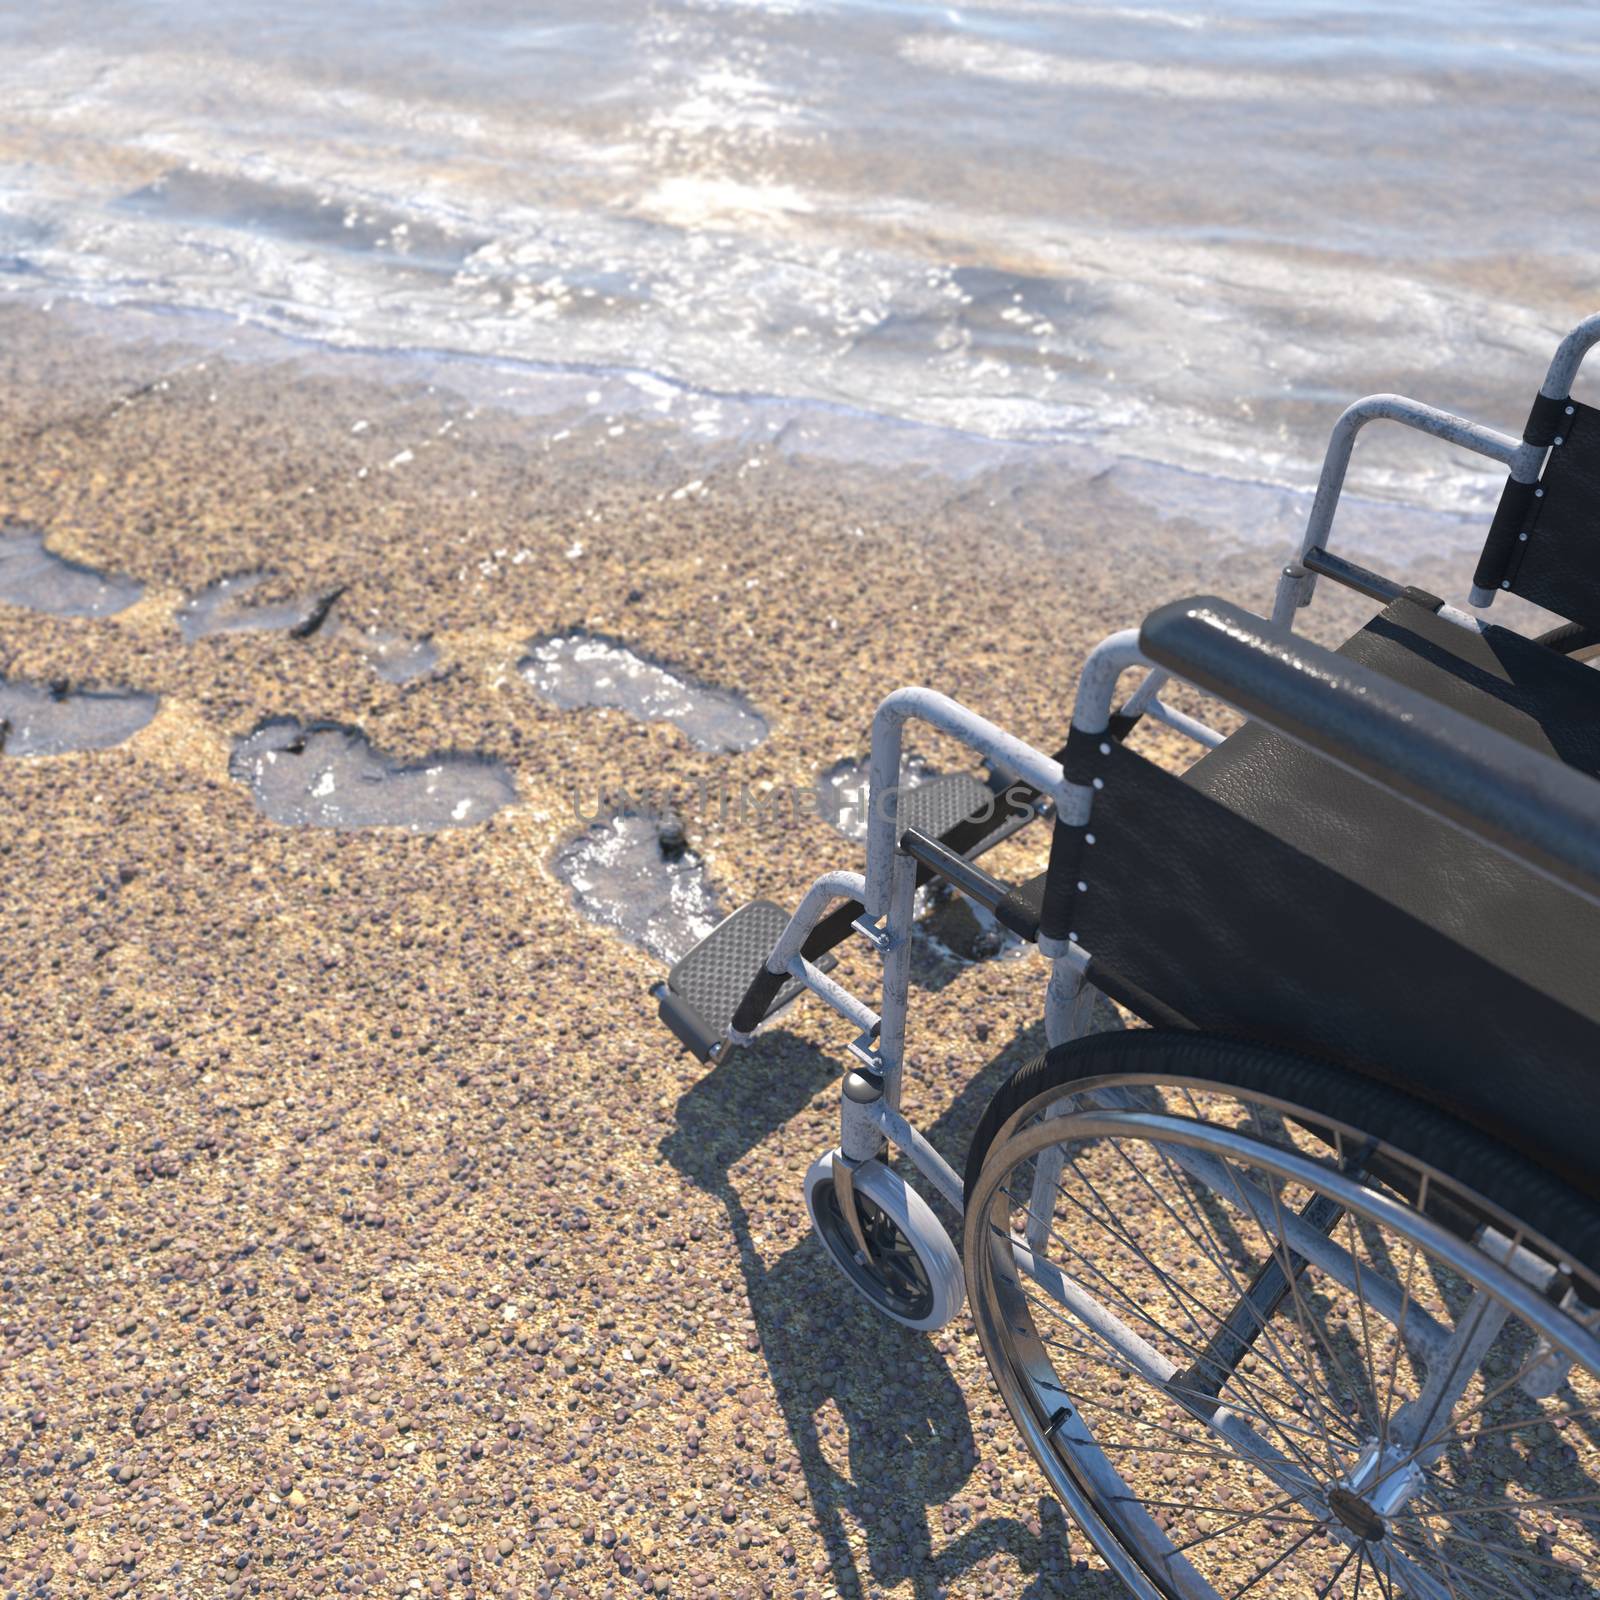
[655,774,1041,1060]
[899,773,1037,856]
[658,900,827,1061]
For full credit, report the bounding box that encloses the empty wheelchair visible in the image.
[655,316,1600,1597]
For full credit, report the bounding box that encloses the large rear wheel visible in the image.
[963,1030,1600,1599]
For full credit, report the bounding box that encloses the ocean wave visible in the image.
[899,34,1438,104]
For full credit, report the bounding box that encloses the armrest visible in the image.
[1139,596,1600,905]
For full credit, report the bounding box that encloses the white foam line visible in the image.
[901,35,1438,106]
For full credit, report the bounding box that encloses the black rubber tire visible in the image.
[963,1029,1600,1283]
[1537,620,1600,658]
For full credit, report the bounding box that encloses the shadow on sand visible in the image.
[661,1015,1127,1599]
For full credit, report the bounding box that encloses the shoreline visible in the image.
[0,290,1529,543]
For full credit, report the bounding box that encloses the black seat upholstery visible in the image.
[1071,596,1600,1195]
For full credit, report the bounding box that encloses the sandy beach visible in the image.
[0,297,1252,1600]
[0,282,1588,1600]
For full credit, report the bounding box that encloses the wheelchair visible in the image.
[654,316,1600,1597]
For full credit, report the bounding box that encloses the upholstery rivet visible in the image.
[1092,777,1105,790]
[1554,435,1565,446]
[1084,833,1096,845]
[1099,742,1111,756]
[1077,881,1088,893]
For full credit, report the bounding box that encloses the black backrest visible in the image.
[1475,394,1600,630]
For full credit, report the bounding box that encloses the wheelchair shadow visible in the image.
[661,1021,1127,1599]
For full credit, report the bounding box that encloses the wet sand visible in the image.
[0,300,1429,1600]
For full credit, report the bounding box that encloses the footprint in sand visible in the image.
[176,572,343,644]
[552,810,722,964]
[520,632,767,753]
[0,523,144,617]
[0,679,157,755]
[229,716,515,832]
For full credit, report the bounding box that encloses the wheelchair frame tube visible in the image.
[1541,311,1600,402]
[1278,316,1600,624]
[1273,395,1529,628]
[875,843,919,1110]
[760,871,867,974]
[1069,630,1146,736]
[863,686,1076,919]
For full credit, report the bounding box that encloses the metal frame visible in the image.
[1271,312,1600,624]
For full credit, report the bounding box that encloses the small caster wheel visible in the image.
[803,1150,964,1331]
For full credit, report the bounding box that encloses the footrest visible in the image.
[899,773,1038,857]
[657,900,833,1061]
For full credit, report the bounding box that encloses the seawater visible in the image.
[1,0,1595,562]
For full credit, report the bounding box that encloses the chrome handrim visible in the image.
[966,1080,1600,1599]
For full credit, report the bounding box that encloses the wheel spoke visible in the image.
[1260,1168,1381,1447]
[1014,1236,1332,1462]
[1343,1202,1391,1446]
[1161,1491,1318,1555]
[1222,1524,1323,1598]
[1380,1230,1422,1454]
[1196,1143,1365,1481]
[1003,1206,1342,1483]
[1389,1489,1600,1521]
[964,1065,1600,1600]
[1006,1159,1366,1467]
[1419,1522,1587,1593]
[1108,1117,1367,1459]
[1320,1543,1361,1593]
[1368,1545,1400,1600]
[1387,1521,1529,1600]
[1062,1388,1337,1465]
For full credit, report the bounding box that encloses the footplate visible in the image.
[654,769,1044,1062]
[657,901,834,1062]
[896,773,1037,857]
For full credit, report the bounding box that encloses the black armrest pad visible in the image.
[1139,596,1600,903]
